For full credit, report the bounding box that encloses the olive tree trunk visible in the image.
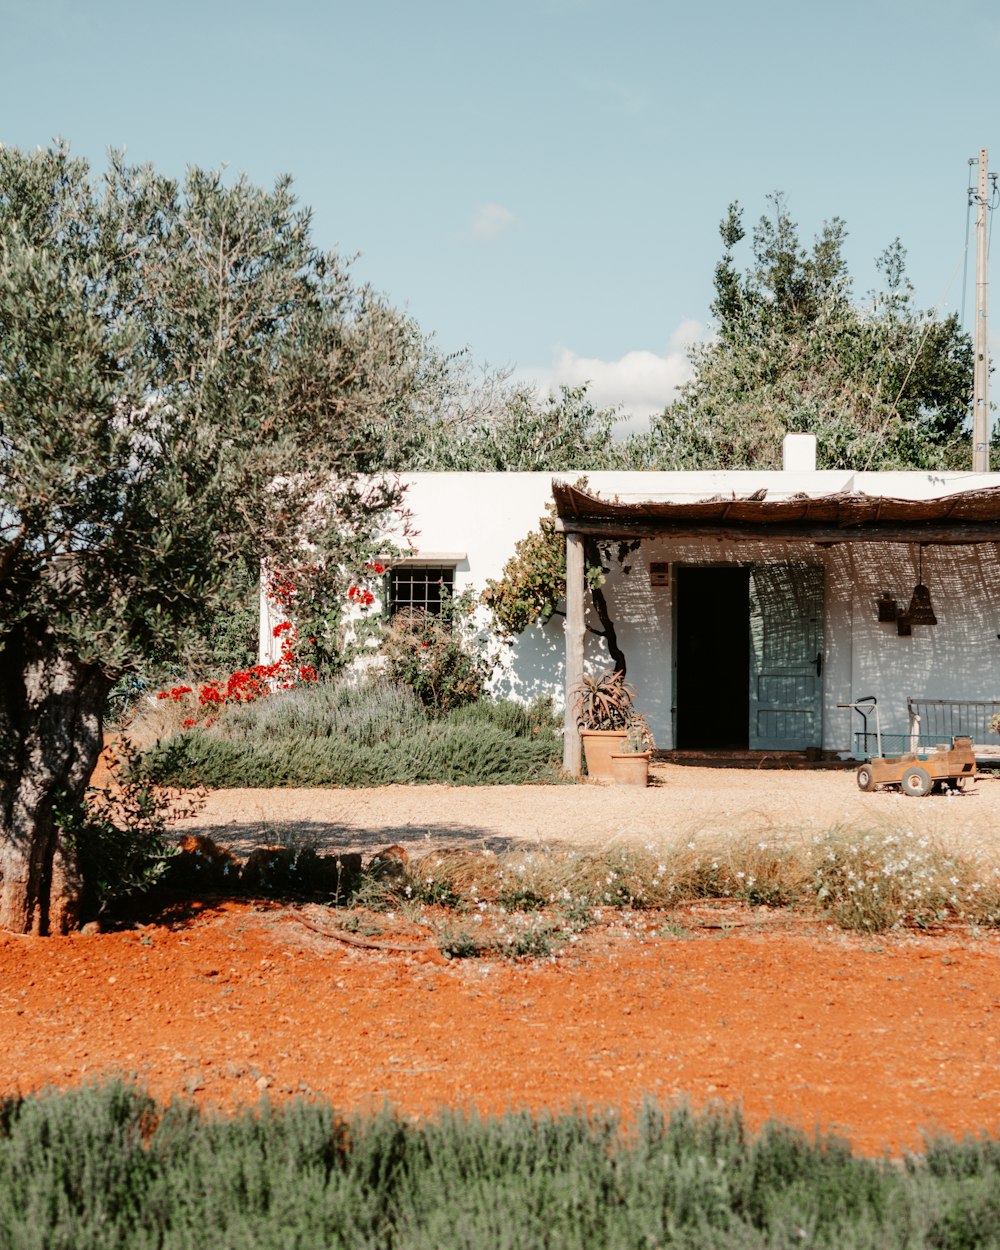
[0,622,109,935]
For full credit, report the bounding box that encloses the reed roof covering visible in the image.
[551,481,1000,544]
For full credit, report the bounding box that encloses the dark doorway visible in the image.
[675,567,750,749]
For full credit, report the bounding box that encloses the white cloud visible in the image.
[470,202,515,241]
[518,320,703,435]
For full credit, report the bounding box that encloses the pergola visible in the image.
[551,480,1000,775]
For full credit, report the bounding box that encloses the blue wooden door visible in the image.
[748,564,824,750]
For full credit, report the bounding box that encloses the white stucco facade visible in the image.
[261,467,1000,757]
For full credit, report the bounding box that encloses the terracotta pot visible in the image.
[608,750,651,786]
[580,728,628,780]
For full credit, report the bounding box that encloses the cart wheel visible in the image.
[901,765,932,797]
[856,764,876,792]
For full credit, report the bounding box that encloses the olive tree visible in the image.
[645,197,974,470]
[0,146,436,933]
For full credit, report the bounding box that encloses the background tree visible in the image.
[0,146,444,934]
[644,196,974,470]
[400,381,632,472]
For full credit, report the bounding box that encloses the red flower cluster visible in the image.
[198,663,280,706]
[157,614,316,727]
[345,560,386,609]
[267,571,297,610]
[157,685,193,701]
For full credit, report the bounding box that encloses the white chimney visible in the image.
[782,433,816,473]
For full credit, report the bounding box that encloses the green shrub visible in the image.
[220,677,426,744]
[61,739,183,917]
[2,1084,1000,1249]
[435,922,485,959]
[447,695,559,737]
[142,702,561,789]
[380,591,493,715]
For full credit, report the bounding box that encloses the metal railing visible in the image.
[907,699,1000,754]
[841,696,1000,761]
[852,732,958,760]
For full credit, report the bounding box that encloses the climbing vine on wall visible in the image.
[481,500,639,674]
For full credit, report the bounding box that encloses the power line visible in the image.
[961,157,975,329]
[970,148,995,472]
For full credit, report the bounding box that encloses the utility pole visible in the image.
[972,148,996,472]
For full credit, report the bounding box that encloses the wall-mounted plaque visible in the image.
[649,561,670,588]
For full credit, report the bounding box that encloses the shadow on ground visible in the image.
[176,820,521,859]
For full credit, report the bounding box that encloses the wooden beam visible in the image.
[562,531,585,777]
[552,518,1000,544]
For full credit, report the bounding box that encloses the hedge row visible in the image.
[144,719,561,788]
[2,1083,999,1249]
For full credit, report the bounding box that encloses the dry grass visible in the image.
[811,825,1000,932]
[115,696,200,751]
[403,830,1000,933]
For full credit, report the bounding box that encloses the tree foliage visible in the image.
[0,147,445,673]
[401,382,632,472]
[0,145,445,932]
[481,501,638,673]
[646,196,974,470]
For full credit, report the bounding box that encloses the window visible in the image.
[387,565,455,617]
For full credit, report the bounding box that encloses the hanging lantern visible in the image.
[877,591,899,622]
[907,584,937,626]
[906,546,937,626]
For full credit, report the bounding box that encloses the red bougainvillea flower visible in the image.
[156,614,318,712]
[366,561,386,575]
[267,572,297,609]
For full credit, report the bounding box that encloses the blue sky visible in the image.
[3,0,996,427]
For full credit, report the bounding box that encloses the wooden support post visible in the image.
[563,530,585,776]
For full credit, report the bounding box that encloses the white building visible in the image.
[261,435,1000,770]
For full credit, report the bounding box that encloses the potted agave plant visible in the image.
[574,670,651,781]
[609,720,654,787]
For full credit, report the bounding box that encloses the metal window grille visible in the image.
[387,566,455,617]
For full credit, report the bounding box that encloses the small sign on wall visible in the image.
[649,561,670,588]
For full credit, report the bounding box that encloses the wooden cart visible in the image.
[839,698,977,796]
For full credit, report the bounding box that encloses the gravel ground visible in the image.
[174,763,1000,861]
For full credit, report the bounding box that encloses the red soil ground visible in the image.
[2,897,998,1158]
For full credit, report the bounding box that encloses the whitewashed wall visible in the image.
[261,469,1000,755]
